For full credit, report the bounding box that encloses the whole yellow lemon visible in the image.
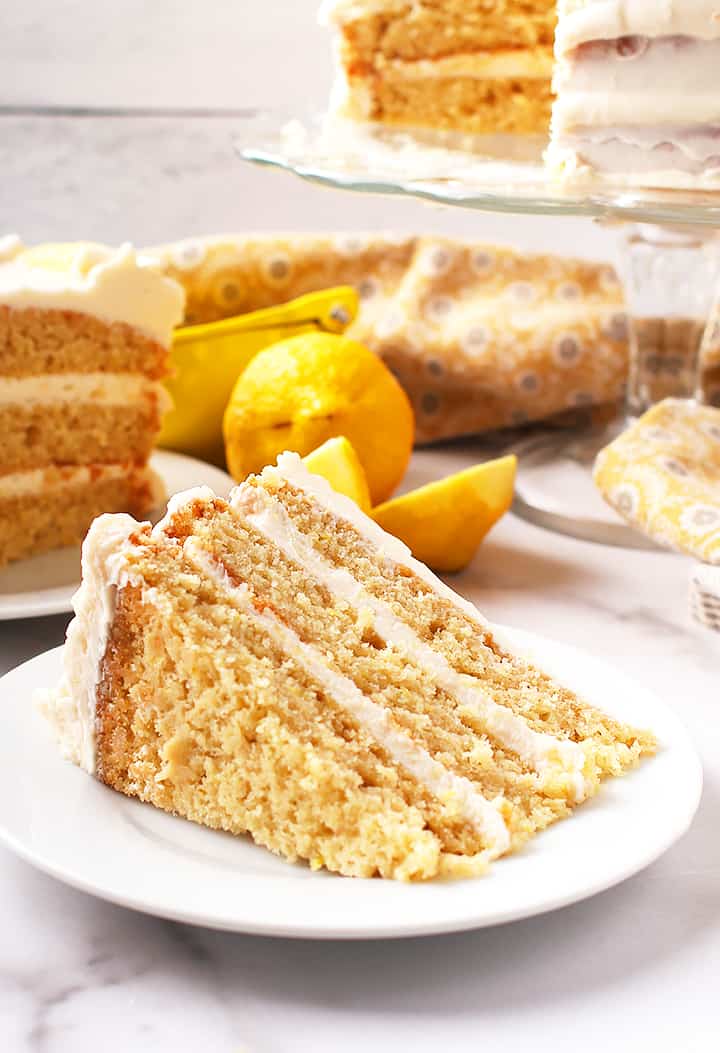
[223,332,414,504]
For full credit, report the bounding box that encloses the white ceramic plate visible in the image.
[0,450,234,621]
[0,628,702,939]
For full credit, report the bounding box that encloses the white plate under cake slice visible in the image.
[43,453,656,880]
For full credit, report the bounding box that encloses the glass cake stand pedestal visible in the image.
[236,111,720,547]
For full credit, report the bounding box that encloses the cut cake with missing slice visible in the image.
[44,453,656,880]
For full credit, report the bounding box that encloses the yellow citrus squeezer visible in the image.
[158,286,359,466]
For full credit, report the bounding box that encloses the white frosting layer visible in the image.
[546,139,720,188]
[553,91,720,129]
[552,134,720,175]
[41,514,142,773]
[572,121,720,158]
[0,240,185,345]
[555,0,720,52]
[152,485,218,538]
[0,372,172,410]
[551,20,720,185]
[553,36,720,126]
[266,454,556,667]
[387,49,553,82]
[236,476,589,801]
[0,463,148,500]
[184,536,511,856]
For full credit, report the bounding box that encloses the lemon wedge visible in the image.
[372,456,517,573]
[303,437,373,514]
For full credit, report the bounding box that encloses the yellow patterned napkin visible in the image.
[594,398,720,563]
[145,234,720,444]
[145,234,629,443]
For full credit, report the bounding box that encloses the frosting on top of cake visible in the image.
[0,239,185,346]
[555,0,720,52]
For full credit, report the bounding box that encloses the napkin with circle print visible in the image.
[146,234,631,444]
[594,398,720,565]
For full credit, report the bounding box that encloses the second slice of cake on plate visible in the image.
[0,237,185,567]
[44,453,655,881]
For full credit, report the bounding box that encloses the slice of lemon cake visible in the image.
[45,453,655,880]
[0,237,185,567]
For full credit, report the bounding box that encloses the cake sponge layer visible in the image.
[0,465,163,567]
[0,400,166,474]
[330,0,556,61]
[95,538,489,878]
[347,73,552,134]
[0,306,169,378]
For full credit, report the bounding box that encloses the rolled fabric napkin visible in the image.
[689,562,720,635]
[146,234,630,443]
[593,398,720,563]
[146,234,720,443]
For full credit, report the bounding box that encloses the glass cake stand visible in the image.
[236,110,720,547]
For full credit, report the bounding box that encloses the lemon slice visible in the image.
[303,437,373,514]
[372,456,517,573]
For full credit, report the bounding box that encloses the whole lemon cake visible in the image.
[320,0,557,135]
[45,453,655,880]
[0,237,185,567]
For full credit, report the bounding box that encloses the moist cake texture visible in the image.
[0,237,184,566]
[321,0,557,135]
[547,1,720,188]
[45,453,655,880]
